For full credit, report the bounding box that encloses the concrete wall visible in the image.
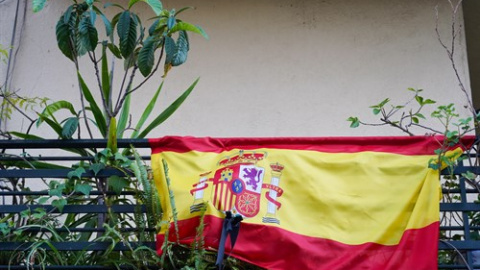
[0,0,472,138]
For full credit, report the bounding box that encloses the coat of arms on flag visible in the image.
[190,150,284,224]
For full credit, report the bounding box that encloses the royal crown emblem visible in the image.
[190,150,285,224]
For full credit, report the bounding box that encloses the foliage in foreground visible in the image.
[0,0,260,269]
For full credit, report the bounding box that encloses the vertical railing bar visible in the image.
[459,157,474,268]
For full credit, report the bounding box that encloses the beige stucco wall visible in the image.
[0,0,472,138]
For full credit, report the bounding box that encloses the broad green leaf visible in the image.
[117,11,138,58]
[170,22,208,39]
[117,93,130,138]
[164,31,189,67]
[77,73,107,137]
[372,108,381,115]
[172,31,188,66]
[108,175,129,195]
[56,14,76,61]
[164,36,175,64]
[75,183,92,196]
[131,82,163,138]
[412,117,419,124]
[90,163,105,175]
[144,0,163,15]
[138,36,158,76]
[77,14,98,55]
[137,78,198,138]
[32,0,47,12]
[37,100,76,127]
[61,117,79,139]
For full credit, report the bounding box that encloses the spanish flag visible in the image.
[150,136,466,270]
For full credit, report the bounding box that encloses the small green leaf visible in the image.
[411,117,419,124]
[33,0,47,12]
[423,99,436,105]
[415,95,424,105]
[32,208,47,219]
[75,183,92,196]
[67,167,86,180]
[462,171,476,181]
[170,22,208,39]
[114,152,130,163]
[347,117,360,128]
[415,113,426,119]
[48,183,66,197]
[38,197,49,204]
[372,108,381,115]
[108,175,130,195]
[20,209,31,218]
[90,163,105,175]
[52,198,67,212]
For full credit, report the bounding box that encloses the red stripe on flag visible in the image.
[149,136,475,155]
[157,215,438,270]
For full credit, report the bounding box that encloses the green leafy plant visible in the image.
[347,0,480,267]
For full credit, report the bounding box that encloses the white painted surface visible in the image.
[1,0,472,138]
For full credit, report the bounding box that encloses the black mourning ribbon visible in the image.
[215,211,243,270]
